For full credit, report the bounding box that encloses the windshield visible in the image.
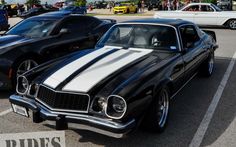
[6,19,57,38]
[97,24,179,51]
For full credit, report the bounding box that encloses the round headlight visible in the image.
[91,97,107,112]
[28,83,39,97]
[16,76,29,95]
[105,95,127,119]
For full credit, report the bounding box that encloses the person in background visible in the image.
[45,2,48,8]
[17,3,21,16]
[138,0,141,12]
[141,0,145,12]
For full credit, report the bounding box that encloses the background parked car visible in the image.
[0,9,9,31]
[0,14,115,89]
[60,5,87,14]
[113,3,138,14]
[154,3,236,29]
[95,1,108,9]
[146,0,161,10]
[217,0,231,10]
[0,4,18,17]
[19,7,59,19]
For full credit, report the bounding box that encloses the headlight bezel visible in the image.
[16,75,29,95]
[27,83,39,98]
[105,95,127,120]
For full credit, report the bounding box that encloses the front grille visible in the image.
[36,85,89,112]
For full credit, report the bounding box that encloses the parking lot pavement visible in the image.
[1,17,236,147]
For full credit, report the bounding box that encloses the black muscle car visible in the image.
[9,19,218,138]
[0,14,115,89]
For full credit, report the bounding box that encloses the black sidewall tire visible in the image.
[142,86,170,133]
[200,52,215,77]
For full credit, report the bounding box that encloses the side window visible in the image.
[183,5,199,11]
[58,17,91,34]
[180,25,200,49]
[201,5,214,11]
[207,6,214,11]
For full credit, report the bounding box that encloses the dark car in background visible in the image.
[19,7,59,19]
[9,19,218,138]
[0,9,9,31]
[60,6,87,14]
[0,14,115,89]
[42,6,87,16]
[146,0,161,10]
[0,4,18,17]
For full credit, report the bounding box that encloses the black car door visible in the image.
[180,25,207,80]
[40,16,101,60]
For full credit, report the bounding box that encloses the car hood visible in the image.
[114,6,127,9]
[40,46,175,97]
[0,35,34,51]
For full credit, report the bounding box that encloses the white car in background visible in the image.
[154,3,236,29]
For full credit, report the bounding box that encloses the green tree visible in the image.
[201,0,217,4]
[26,0,41,8]
[1,0,6,5]
[74,0,87,6]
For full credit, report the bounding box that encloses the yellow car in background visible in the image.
[113,3,138,14]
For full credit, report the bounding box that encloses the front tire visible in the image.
[200,52,214,77]
[143,86,170,132]
[228,19,236,30]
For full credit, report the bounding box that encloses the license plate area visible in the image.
[11,104,29,117]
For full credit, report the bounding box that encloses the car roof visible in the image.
[27,14,64,20]
[121,18,194,28]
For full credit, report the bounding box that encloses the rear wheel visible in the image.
[143,86,170,132]
[228,19,236,30]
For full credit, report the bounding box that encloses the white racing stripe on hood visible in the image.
[62,48,152,93]
[43,47,114,88]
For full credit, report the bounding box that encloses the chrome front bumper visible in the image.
[9,94,136,138]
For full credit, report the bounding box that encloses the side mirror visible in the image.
[59,28,70,35]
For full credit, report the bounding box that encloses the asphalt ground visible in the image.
[0,16,236,147]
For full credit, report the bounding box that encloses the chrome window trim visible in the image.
[35,84,90,113]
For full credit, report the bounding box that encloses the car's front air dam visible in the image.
[9,94,136,138]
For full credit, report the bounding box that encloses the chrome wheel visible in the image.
[17,59,38,77]
[157,89,169,127]
[228,20,236,29]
